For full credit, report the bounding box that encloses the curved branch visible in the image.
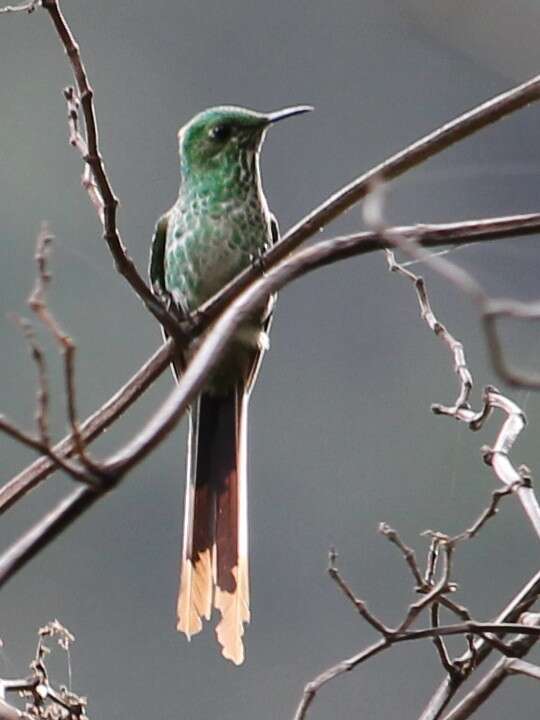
[3,216,533,586]
[2,212,539,511]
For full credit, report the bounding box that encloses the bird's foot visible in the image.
[187,307,210,333]
[249,250,268,276]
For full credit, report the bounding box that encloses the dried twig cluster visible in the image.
[0,1,539,719]
[0,621,86,720]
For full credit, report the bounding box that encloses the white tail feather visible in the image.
[177,550,213,637]
[215,560,250,665]
[177,402,213,637]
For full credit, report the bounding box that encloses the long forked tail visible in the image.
[177,384,249,665]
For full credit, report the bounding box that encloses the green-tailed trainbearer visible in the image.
[149,104,311,664]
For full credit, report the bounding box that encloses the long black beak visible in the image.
[266,105,313,124]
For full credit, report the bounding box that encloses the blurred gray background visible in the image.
[0,1,539,718]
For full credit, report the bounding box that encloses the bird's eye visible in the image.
[209,124,232,142]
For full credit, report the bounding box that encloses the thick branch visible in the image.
[2,213,539,509]
[442,614,540,720]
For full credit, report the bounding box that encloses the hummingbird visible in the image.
[149,104,312,664]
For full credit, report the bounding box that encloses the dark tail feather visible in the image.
[177,385,249,665]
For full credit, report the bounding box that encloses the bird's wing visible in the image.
[149,210,187,379]
[148,212,170,300]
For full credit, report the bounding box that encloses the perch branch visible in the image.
[2,211,539,513]
[3,211,540,582]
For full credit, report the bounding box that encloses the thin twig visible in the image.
[379,524,471,621]
[327,551,389,636]
[63,86,103,220]
[505,658,540,681]
[27,226,104,476]
[378,522,425,588]
[431,603,457,676]
[377,213,540,539]
[454,480,525,541]
[294,216,540,718]
[11,314,51,446]
[0,338,172,511]
[39,0,180,339]
[0,415,96,486]
[396,542,454,635]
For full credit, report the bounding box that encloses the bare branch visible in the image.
[430,604,456,677]
[4,1,540,521]
[0,227,107,486]
[1,211,537,513]
[294,215,540,718]
[505,658,540,681]
[386,249,474,417]
[378,522,425,588]
[1,18,539,717]
[374,197,540,393]
[10,314,51,446]
[3,208,540,599]
[379,523,471,621]
[35,0,182,339]
[0,338,172,512]
[296,521,539,720]
[25,2,540,344]
[27,226,105,477]
[293,614,540,720]
[398,541,455,635]
[442,613,540,720]
[0,415,95,487]
[418,571,540,719]
[63,86,103,221]
[374,207,540,540]
[327,550,390,637]
[424,534,442,586]
[454,478,526,541]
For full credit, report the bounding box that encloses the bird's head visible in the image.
[178,105,312,177]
